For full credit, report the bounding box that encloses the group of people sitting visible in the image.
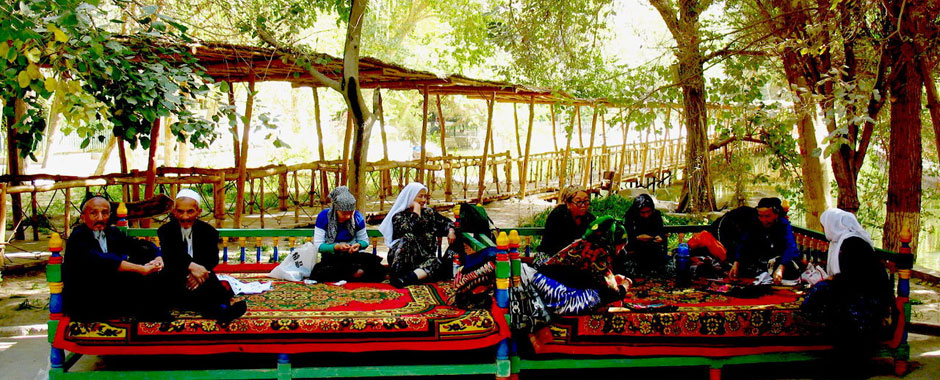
[62,182,894,357]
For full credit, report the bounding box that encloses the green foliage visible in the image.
[1,0,228,160]
[520,194,699,229]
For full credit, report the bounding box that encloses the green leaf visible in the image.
[141,5,159,17]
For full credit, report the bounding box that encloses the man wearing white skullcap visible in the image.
[157,189,246,322]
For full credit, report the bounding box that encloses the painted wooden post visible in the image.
[478,93,495,203]
[116,202,128,234]
[495,231,511,379]
[255,237,263,263]
[239,236,247,264]
[520,97,535,198]
[47,233,64,372]
[233,78,256,229]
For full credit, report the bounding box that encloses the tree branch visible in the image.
[649,0,681,40]
[708,136,766,151]
[256,27,342,92]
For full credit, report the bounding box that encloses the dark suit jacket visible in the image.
[157,219,221,280]
[62,224,159,316]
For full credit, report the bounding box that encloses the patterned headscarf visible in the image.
[582,216,627,253]
[325,187,358,244]
[820,208,873,276]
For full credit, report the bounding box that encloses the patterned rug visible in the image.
[55,279,508,355]
[529,277,831,356]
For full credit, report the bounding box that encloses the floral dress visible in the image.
[387,207,455,280]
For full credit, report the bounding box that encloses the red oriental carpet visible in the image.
[529,278,832,356]
[54,277,508,355]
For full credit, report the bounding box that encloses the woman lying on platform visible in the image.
[621,194,670,278]
[379,182,457,288]
[536,185,596,263]
[533,216,632,315]
[310,187,386,282]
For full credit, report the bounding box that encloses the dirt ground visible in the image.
[0,268,50,331]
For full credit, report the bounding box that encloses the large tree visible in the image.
[648,0,716,212]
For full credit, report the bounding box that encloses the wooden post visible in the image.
[228,83,240,168]
[259,176,265,229]
[615,109,629,192]
[213,178,225,228]
[640,127,651,185]
[117,138,130,203]
[94,137,116,176]
[163,117,173,167]
[551,104,558,152]
[341,110,352,185]
[582,106,599,187]
[576,106,584,148]
[233,78,256,229]
[418,85,429,183]
[312,87,329,204]
[5,98,25,240]
[30,191,38,240]
[436,95,453,202]
[478,93,496,202]
[278,171,288,211]
[0,183,6,260]
[63,187,71,238]
[142,118,161,228]
[513,103,523,187]
[293,171,300,224]
[559,108,575,191]
[520,97,535,198]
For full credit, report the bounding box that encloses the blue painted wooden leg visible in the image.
[277,353,291,380]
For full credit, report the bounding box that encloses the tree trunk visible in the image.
[228,83,240,168]
[781,53,827,230]
[94,137,116,176]
[882,4,923,254]
[343,0,377,205]
[141,118,161,228]
[5,97,25,240]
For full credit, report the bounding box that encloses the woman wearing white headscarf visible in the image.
[379,183,456,287]
[801,208,895,374]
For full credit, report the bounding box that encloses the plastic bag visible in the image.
[269,242,319,281]
[800,264,828,286]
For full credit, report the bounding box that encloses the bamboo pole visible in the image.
[313,88,328,205]
[489,112,500,194]
[233,78,255,229]
[418,85,429,183]
[513,103,523,187]
[478,93,496,202]
[582,106,598,187]
[341,110,352,186]
[640,127,650,185]
[260,177,265,228]
[520,96,535,198]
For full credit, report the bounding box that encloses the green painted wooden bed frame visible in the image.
[45,223,912,379]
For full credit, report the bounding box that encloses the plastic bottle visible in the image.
[675,240,691,287]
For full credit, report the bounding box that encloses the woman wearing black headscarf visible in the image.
[621,194,669,277]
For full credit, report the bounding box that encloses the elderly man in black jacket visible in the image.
[63,196,169,321]
[158,189,246,322]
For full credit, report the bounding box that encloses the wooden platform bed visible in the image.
[45,224,911,379]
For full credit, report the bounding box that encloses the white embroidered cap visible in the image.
[176,189,203,204]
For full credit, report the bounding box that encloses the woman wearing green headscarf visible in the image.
[532,216,632,315]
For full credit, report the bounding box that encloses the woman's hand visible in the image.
[653,236,664,243]
[636,234,652,242]
[411,201,422,214]
[772,265,785,284]
[447,228,456,245]
[728,262,740,279]
[335,243,351,253]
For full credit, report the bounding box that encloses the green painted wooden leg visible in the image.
[277,353,291,380]
[894,343,911,376]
